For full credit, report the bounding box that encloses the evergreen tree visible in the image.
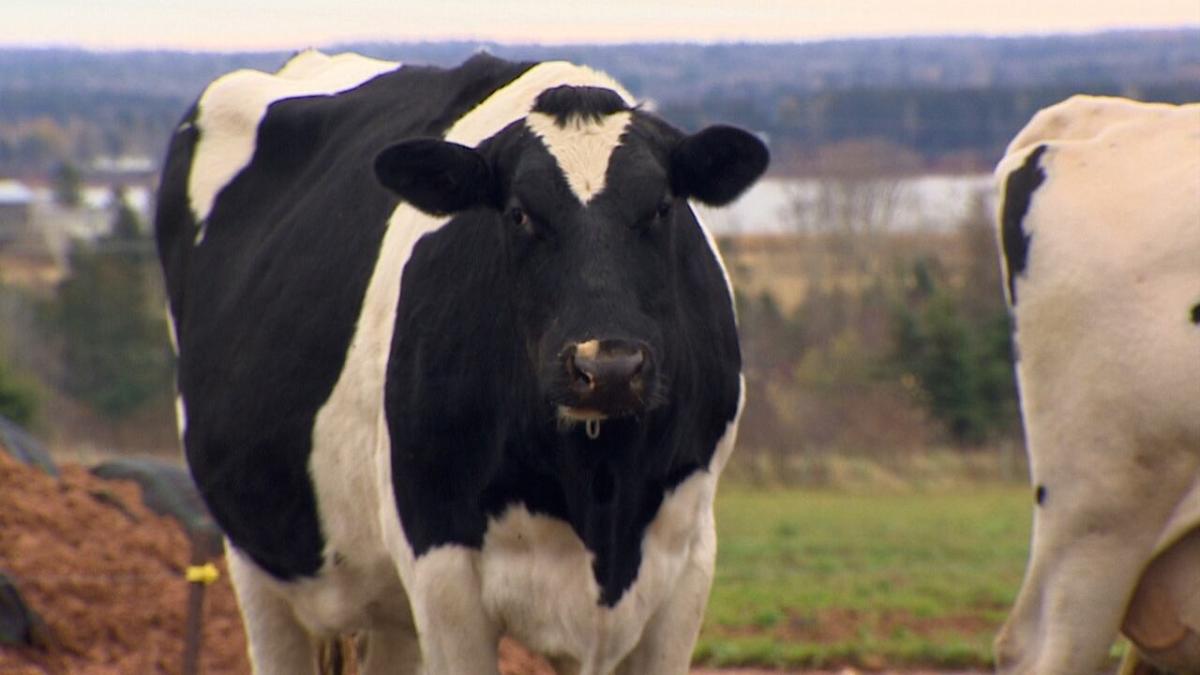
[890,268,1018,446]
[0,358,36,425]
[52,161,84,209]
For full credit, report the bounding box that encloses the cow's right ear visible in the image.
[374,139,493,215]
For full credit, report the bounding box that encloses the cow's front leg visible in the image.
[408,546,501,675]
[226,545,320,675]
[994,427,1198,675]
[616,504,716,675]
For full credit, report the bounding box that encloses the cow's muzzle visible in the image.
[558,338,650,424]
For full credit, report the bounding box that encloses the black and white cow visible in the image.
[155,50,767,675]
[992,95,1200,674]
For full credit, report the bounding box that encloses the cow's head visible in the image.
[374,85,767,435]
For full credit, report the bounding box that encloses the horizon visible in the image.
[6,0,1199,52]
[4,26,1200,56]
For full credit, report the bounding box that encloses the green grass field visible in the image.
[696,485,1033,669]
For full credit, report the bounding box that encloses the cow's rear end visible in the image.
[993,96,1200,675]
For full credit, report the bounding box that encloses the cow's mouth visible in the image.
[555,403,650,440]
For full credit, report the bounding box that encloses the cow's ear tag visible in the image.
[585,419,601,440]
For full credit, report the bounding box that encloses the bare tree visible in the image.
[786,139,922,286]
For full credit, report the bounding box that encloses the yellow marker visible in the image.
[186,563,220,585]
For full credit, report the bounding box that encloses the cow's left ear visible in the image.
[374,139,494,215]
[671,125,769,206]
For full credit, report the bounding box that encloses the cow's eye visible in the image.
[509,206,529,229]
[656,200,673,220]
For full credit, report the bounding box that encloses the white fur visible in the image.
[188,50,399,243]
[526,111,633,203]
[205,52,742,675]
[993,96,1200,675]
[165,304,187,438]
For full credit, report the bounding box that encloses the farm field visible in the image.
[698,485,1033,670]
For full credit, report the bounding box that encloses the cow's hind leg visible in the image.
[227,545,319,675]
[993,425,1198,675]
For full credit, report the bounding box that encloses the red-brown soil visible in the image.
[0,448,246,674]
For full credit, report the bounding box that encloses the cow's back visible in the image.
[155,51,536,580]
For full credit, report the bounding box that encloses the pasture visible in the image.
[698,484,1032,669]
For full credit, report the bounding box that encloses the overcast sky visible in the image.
[5,0,1199,51]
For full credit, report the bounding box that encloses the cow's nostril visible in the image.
[561,339,652,414]
[575,368,595,390]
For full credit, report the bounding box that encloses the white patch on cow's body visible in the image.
[165,303,187,439]
[478,386,742,675]
[187,50,398,243]
[164,304,179,355]
[993,96,1200,675]
[526,111,633,203]
[173,395,187,438]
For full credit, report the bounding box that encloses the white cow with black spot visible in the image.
[993,95,1200,674]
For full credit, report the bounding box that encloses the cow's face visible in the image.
[375,86,767,431]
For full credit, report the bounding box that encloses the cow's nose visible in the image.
[564,339,648,412]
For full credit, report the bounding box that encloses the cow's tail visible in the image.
[317,636,346,675]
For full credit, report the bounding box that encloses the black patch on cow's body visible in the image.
[1191,303,1200,325]
[156,53,536,580]
[1000,145,1047,305]
[1036,485,1046,506]
[532,85,630,125]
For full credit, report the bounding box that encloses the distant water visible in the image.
[695,174,995,236]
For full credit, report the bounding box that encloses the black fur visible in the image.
[532,85,630,125]
[671,125,769,206]
[375,139,493,214]
[1001,145,1047,305]
[1191,303,1200,325]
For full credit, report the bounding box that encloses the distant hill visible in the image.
[0,30,1196,175]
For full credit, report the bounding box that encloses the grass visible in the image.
[696,484,1033,669]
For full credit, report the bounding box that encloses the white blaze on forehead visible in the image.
[188,50,399,242]
[450,61,634,147]
[526,110,633,203]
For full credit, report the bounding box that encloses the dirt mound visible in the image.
[0,446,557,674]
[0,448,246,674]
